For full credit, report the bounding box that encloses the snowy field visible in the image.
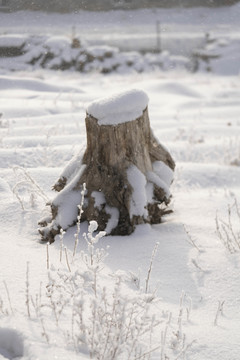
[1,5,240,360]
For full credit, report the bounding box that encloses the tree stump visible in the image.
[38,89,175,243]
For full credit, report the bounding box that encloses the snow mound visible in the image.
[86,89,149,125]
[0,328,24,359]
[0,75,75,93]
[193,37,240,75]
[0,35,26,48]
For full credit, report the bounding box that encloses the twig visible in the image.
[3,280,14,315]
[46,243,50,270]
[214,300,225,326]
[26,262,31,318]
[145,242,159,293]
[191,258,205,272]
[12,184,25,210]
[183,224,201,252]
[161,323,169,360]
[65,247,71,272]
[73,183,86,258]
[174,340,196,360]
[13,166,49,202]
[39,313,50,343]
[134,345,162,360]
[59,229,65,263]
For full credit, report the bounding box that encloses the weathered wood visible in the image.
[39,93,175,243]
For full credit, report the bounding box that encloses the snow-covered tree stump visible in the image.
[38,89,175,243]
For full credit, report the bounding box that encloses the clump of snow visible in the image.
[92,191,119,233]
[105,205,119,233]
[87,45,119,58]
[45,36,71,50]
[0,34,26,47]
[92,190,106,209]
[88,219,98,233]
[54,190,82,229]
[53,165,86,229]
[147,171,171,199]
[127,163,172,219]
[56,149,84,187]
[127,165,148,218]
[86,89,149,125]
[145,182,154,203]
[152,161,174,187]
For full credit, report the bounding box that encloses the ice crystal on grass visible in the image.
[42,222,162,359]
[12,166,49,211]
[0,211,196,360]
[36,220,195,359]
[216,197,240,253]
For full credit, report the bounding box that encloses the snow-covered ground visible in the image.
[0,6,240,360]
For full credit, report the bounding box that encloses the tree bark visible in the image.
[39,102,175,243]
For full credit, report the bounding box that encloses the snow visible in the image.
[127,165,148,218]
[87,45,119,58]
[91,191,106,209]
[0,74,76,93]
[1,5,240,360]
[0,328,24,359]
[152,161,174,187]
[194,37,240,75]
[53,165,86,229]
[56,149,84,186]
[92,191,120,234]
[86,89,149,125]
[147,171,171,199]
[105,206,120,234]
[0,35,26,48]
[0,34,193,74]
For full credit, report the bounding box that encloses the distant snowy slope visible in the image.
[0,4,240,54]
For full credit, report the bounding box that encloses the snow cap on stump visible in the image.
[87,89,149,125]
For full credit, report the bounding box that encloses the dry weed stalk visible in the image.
[183,224,201,252]
[39,219,168,359]
[46,242,50,270]
[216,197,240,253]
[73,183,86,258]
[12,166,49,210]
[0,189,197,360]
[3,281,14,315]
[145,242,159,293]
[214,300,225,326]
[59,229,65,263]
[25,262,31,318]
[0,295,9,316]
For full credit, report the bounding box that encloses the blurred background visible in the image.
[0,0,240,75]
[0,0,239,12]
